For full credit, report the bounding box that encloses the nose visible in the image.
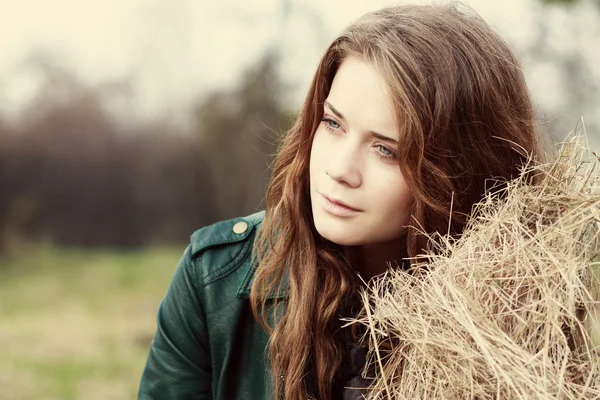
[325,140,362,188]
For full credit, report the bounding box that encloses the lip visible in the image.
[320,193,362,217]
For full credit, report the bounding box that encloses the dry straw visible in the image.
[351,131,600,399]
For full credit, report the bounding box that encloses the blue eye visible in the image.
[323,118,340,129]
[321,117,341,132]
[378,145,392,156]
[328,120,340,129]
[375,145,397,161]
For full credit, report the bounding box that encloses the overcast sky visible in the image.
[1,0,598,128]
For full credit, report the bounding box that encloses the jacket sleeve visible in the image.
[138,245,211,399]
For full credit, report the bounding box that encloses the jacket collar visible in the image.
[236,255,289,299]
[235,210,289,300]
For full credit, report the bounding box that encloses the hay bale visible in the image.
[353,134,600,399]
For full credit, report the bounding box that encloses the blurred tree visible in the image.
[528,0,600,147]
[0,119,17,253]
[193,52,294,220]
[0,52,219,252]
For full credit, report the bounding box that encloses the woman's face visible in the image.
[309,57,412,247]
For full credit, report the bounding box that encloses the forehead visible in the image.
[326,57,398,136]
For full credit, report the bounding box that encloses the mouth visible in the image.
[319,192,362,216]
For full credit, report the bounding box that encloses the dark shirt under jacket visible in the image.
[339,345,370,400]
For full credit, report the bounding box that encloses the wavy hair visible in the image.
[250,4,544,400]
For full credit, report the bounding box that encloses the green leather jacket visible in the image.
[138,211,283,400]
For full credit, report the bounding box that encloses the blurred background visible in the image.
[0,0,599,398]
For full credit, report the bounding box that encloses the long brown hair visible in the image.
[250,4,544,400]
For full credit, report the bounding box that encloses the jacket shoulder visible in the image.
[188,211,264,284]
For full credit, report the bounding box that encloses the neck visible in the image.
[350,238,408,282]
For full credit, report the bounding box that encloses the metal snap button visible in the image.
[232,221,248,234]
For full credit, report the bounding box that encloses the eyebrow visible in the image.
[324,101,398,146]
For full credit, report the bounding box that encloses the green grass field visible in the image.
[2,246,599,399]
[0,245,183,400]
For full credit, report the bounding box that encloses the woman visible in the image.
[138,4,544,400]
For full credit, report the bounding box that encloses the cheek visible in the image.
[372,173,412,221]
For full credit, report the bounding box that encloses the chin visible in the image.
[314,222,361,246]
[321,233,359,246]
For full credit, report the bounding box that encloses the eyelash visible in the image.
[375,145,396,161]
[321,117,341,133]
[320,116,397,162]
